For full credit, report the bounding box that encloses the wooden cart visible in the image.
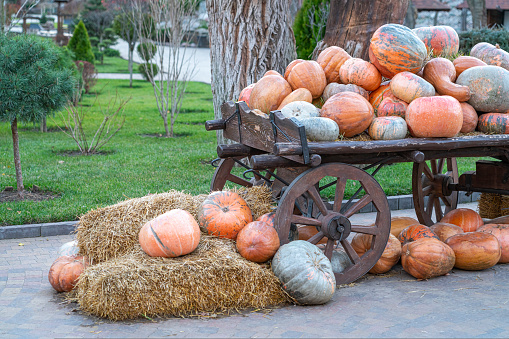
[206,101,509,285]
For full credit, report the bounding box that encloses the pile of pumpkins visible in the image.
[238,24,509,141]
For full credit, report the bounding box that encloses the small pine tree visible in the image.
[68,20,96,64]
[293,0,330,59]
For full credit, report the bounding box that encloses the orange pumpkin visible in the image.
[459,102,478,133]
[238,84,256,106]
[263,70,282,77]
[286,60,327,99]
[236,221,280,262]
[401,238,455,279]
[453,56,487,78]
[477,113,509,134]
[429,222,464,242]
[369,81,392,111]
[316,46,351,83]
[197,191,253,240]
[249,75,292,113]
[389,216,420,237]
[368,116,408,140]
[440,208,483,232]
[376,95,408,118]
[446,232,501,270]
[390,71,435,103]
[48,255,90,292]
[277,88,313,110]
[256,212,275,228]
[139,209,200,257]
[284,59,304,80]
[422,58,470,102]
[398,224,439,245]
[406,96,463,138]
[412,25,459,57]
[351,233,401,274]
[339,58,382,91]
[320,91,374,138]
[297,225,327,244]
[477,224,509,263]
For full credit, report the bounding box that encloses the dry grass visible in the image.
[478,193,503,219]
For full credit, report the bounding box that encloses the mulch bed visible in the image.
[0,186,59,203]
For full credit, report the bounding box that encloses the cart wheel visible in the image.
[274,163,391,285]
[210,158,275,191]
[412,158,459,226]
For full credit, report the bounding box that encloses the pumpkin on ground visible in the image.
[300,117,340,142]
[48,255,90,292]
[478,113,509,134]
[331,249,352,274]
[277,88,313,110]
[238,84,256,106]
[422,58,470,102]
[390,71,435,103]
[369,23,427,78]
[406,96,463,138]
[401,238,455,280]
[453,56,487,78]
[429,222,464,242]
[339,58,382,91]
[322,83,369,102]
[440,208,483,232]
[58,240,79,257]
[389,216,420,238]
[412,25,459,57]
[271,240,336,305]
[459,102,478,133]
[470,42,509,71]
[369,81,392,111]
[445,232,501,270]
[236,221,280,263]
[368,116,408,141]
[197,191,253,240]
[316,46,351,84]
[376,95,408,119]
[248,75,292,113]
[397,224,439,245]
[256,212,275,228]
[286,60,327,99]
[320,92,374,138]
[477,224,509,263]
[351,233,401,274]
[280,101,320,120]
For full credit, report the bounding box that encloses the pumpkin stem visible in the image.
[222,206,230,213]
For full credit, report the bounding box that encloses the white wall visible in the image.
[505,11,509,31]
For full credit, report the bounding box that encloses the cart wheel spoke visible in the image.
[291,215,322,227]
[340,240,361,265]
[351,225,380,236]
[423,164,434,181]
[306,185,329,216]
[324,238,335,259]
[440,195,452,208]
[434,198,443,220]
[422,185,433,196]
[430,159,438,175]
[333,177,347,212]
[437,158,445,173]
[308,231,325,245]
[426,193,435,216]
[227,173,253,187]
[343,194,373,218]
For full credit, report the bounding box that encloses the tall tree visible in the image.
[207,0,297,144]
[68,20,96,64]
[466,0,487,29]
[113,13,138,88]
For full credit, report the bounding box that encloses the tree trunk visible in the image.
[466,0,487,29]
[315,0,410,60]
[10,118,24,197]
[128,46,134,88]
[207,0,297,145]
[40,117,47,132]
[404,0,418,29]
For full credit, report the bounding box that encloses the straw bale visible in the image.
[478,193,503,219]
[75,236,290,320]
[501,196,509,218]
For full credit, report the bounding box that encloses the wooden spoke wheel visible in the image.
[210,158,275,191]
[412,158,459,226]
[274,163,391,285]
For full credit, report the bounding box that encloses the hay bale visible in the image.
[75,236,290,320]
[478,193,503,219]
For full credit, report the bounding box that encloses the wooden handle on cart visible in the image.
[249,154,322,169]
[217,144,266,158]
[205,119,226,131]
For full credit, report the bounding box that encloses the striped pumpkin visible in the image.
[369,80,392,111]
[398,224,439,245]
[412,25,459,57]
[478,113,509,134]
[369,116,408,141]
[390,71,435,103]
[376,94,408,118]
[471,42,509,71]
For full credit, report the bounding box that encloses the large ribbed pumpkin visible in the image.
[429,222,464,242]
[369,81,392,111]
[422,58,470,102]
[446,232,501,270]
[412,25,459,57]
[339,58,382,91]
[284,59,304,80]
[236,221,280,263]
[389,216,420,237]
[139,209,200,257]
[316,46,351,83]
[471,42,509,71]
[390,71,435,103]
[197,191,253,240]
[477,224,509,263]
[351,233,401,274]
[286,60,327,99]
[440,208,483,232]
[456,66,509,113]
[320,92,374,137]
[277,88,313,110]
[401,238,455,280]
[478,113,509,134]
[376,95,408,118]
[369,24,427,78]
[256,212,275,228]
[249,75,292,113]
[48,255,90,292]
[368,116,407,140]
[453,56,487,78]
[272,241,336,305]
[406,96,463,138]
[398,224,439,245]
[238,83,256,106]
[460,102,478,133]
[322,83,369,102]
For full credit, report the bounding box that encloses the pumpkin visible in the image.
[236,221,280,263]
[406,96,463,138]
[197,191,253,240]
[445,232,501,270]
[139,209,200,258]
[376,95,408,119]
[369,81,392,111]
[456,66,509,113]
[401,238,455,280]
[422,58,470,102]
[271,240,336,305]
[351,233,401,274]
[297,225,327,244]
[320,92,374,138]
[429,222,464,242]
[389,216,420,237]
[263,70,283,77]
[453,56,487,78]
[316,46,351,83]
[284,59,304,80]
[369,23,427,78]
[368,116,407,141]
[58,240,79,257]
[238,84,256,106]
[459,102,478,133]
[331,249,352,274]
[478,113,509,134]
[256,212,275,228]
[339,58,382,91]
[398,224,439,245]
[440,208,483,232]
[286,60,327,99]
[300,117,340,142]
[412,25,459,57]
[470,42,509,71]
[322,83,369,102]
[477,224,509,263]
[277,88,313,110]
[48,255,90,292]
[280,101,320,120]
[249,75,292,113]
[390,71,435,103]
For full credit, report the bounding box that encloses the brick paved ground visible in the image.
[2,203,509,338]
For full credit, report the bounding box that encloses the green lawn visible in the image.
[95,56,140,74]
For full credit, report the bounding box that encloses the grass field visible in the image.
[94,56,140,74]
